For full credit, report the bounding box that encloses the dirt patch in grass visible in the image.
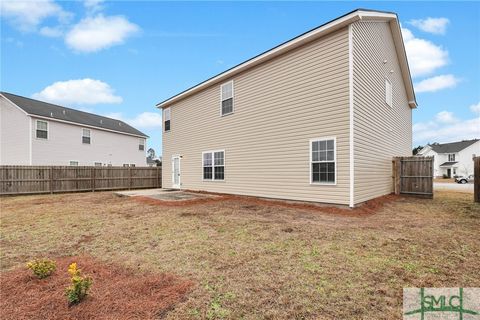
[0,255,193,320]
[135,190,401,216]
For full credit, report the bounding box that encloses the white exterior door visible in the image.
[172,156,181,188]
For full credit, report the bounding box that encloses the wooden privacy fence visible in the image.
[0,166,162,195]
[392,156,433,198]
[475,157,480,203]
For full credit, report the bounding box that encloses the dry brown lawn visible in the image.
[1,191,479,319]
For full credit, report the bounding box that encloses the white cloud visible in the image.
[84,0,105,14]
[469,102,480,114]
[39,26,63,37]
[409,17,450,35]
[65,14,139,53]
[401,27,449,78]
[0,0,72,32]
[104,112,163,129]
[414,110,480,145]
[414,74,459,93]
[435,111,458,124]
[32,79,123,105]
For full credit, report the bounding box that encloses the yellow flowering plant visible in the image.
[65,262,93,305]
[26,258,56,279]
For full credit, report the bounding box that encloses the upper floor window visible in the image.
[221,81,234,116]
[311,138,336,184]
[94,162,102,166]
[448,153,456,162]
[139,139,145,151]
[203,150,225,181]
[69,161,78,166]
[164,107,171,132]
[385,79,392,108]
[36,120,48,139]
[82,129,91,144]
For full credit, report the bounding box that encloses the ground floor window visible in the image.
[311,137,336,184]
[69,161,79,166]
[203,150,224,181]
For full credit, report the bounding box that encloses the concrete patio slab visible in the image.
[115,188,218,201]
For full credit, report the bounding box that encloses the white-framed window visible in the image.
[220,81,234,116]
[94,162,102,166]
[139,139,145,151]
[82,128,91,144]
[123,164,129,167]
[164,107,171,132]
[385,78,393,108]
[69,161,79,166]
[448,153,455,161]
[36,120,48,139]
[203,150,225,181]
[310,137,336,184]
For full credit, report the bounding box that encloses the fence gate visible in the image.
[393,156,433,198]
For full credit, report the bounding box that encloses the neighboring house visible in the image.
[417,139,480,178]
[157,9,417,207]
[0,92,148,166]
[147,156,162,167]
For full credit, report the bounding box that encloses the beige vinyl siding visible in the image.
[352,21,412,204]
[163,27,351,205]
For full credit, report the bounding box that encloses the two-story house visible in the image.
[417,139,480,178]
[157,9,417,207]
[0,92,148,166]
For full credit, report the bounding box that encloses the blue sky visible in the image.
[1,1,479,155]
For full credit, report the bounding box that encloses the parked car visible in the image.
[455,175,474,184]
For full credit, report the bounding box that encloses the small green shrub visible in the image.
[26,258,56,279]
[65,262,93,305]
[442,174,449,179]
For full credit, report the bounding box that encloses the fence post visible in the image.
[474,156,479,203]
[392,157,401,195]
[49,167,54,194]
[128,166,132,190]
[91,167,95,192]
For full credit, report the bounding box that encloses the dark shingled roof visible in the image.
[429,139,479,154]
[439,161,458,167]
[1,92,148,137]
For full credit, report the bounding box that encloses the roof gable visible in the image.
[156,8,416,109]
[1,92,148,138]
[429,139,479,153]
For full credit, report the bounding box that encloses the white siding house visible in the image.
[417,139,480,178]
[157,9,417,207]
[0,92,148,166]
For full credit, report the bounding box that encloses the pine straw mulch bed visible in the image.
[0,255,194,320]
[132,190,401,216]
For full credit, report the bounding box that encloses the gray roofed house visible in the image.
[1,92,149,166]
[429,139,479,154]
[417,139,480,178]
[1,92,147,137]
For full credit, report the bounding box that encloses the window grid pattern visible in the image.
[36,120,48,139]
[82,129,91,144]
[311,139,335,184]
[448,154,455,162]
[139,139,145,151]
[203,151,224,180]
[221,82,233,115]
[164,108,171,131]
